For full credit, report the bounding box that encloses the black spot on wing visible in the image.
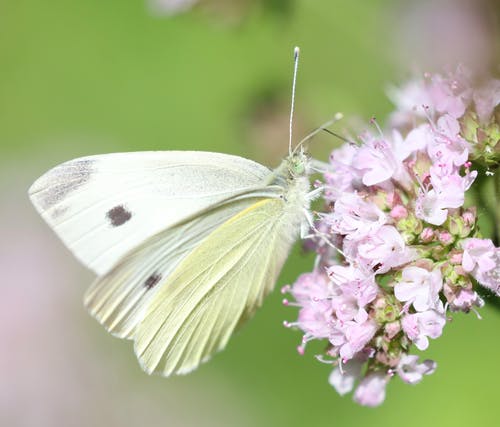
[144,273,162,290]
[106,205,132,227]
[36,159,94,210]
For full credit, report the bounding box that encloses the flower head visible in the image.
[285,64,500,407]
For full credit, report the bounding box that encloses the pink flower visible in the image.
[390,204,408,220]
[289,272,334,340]
[401,125,432,155]
[427,114,469,167]
[327,193,386,238]
[473,79,500,124]
[396,355,436,384]
[462,239,500,295]
[387,79,431,127]
[401,307,446,350]
[415,169,477,226]
[291,272,331,304]
[449,288,484,312]
[353,372,388,407]
[353,135,399,186]
[462,238,497,273]
[428,67,472,119]
[325,144,361,201]
[345,225,415,273]
[330,319,378,360]
[332,281,378,323]
[394,266,443,312]
[328,356,365,395]
[297,305,333,339]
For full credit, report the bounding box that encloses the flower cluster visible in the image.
[284,66,500,406]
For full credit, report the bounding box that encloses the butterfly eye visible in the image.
[293,162,306,175]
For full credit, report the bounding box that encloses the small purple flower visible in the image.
[428,114,470,167]
[328,356,366,395]
[328,266,378,323]
[401,307,446,350]
[415,169,476,226]
[353,372,388,407]
[473,79,500,124]
[330,319,378,361]
[327,193,386,238]
[428,67,472,119]
[291,272,331,304]
[346,225,415,274]
[353,135,399,186]
[449,288,484,312]
[462,238,500,295]
[394,266,443,312]
[396,355,437,384]
[462,238,497,273]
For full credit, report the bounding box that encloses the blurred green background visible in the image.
[1,1,499,426]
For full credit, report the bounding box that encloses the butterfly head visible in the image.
[287,146,311,179]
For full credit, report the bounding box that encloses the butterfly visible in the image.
[29,146,321,374]
[27,47,325,376]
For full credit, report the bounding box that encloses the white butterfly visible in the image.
[28,147,319,376]
[27,48,331,376]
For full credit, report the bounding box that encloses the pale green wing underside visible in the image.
[84,195,272,339]
[134,198,293,376]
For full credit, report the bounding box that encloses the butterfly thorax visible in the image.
[267,152,312,240]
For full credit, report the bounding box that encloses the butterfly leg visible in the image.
[305,186,323,202]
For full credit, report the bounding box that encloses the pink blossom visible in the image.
[420,227,435,242]
[400,125,432,154]
[401,307,446,350]
[396,355,436,384]
[415,169,477,226]
[462,239,500,295]
[427,114,469,167]
[330,319,378,360]
[394,266,443,312]
[291,272,331,304]
[297,304,333,340]
[462,238,497,273]
[387,79,431,127]
[473,79,500,124]
[325,144,361,201]
[438,231,453,245]
[291,272,334,339]
[449,288,484,312]
[353,135,399,186]
[327,193,386,238]
[353,372,388,407]
[390,204,408,220]
[345,225,415,273]
[428,68,472,119]
[330,278,378,323]
[328,357,365,396]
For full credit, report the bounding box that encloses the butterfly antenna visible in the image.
[322,127,357,145]
[297,112,344,147]
[289,46,300,156]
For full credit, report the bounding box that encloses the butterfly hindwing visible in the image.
[133,197,294,376]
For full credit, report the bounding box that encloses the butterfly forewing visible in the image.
[29,151,272,275]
